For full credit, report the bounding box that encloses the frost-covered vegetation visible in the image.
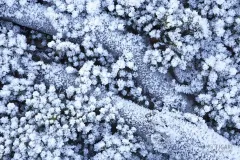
[1,0,240,159]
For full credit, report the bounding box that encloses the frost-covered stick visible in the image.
[0,3,57,36]
[113,96,240,160]
[0,3,192,111]
[96,29,193,111]
[41,65,240,159]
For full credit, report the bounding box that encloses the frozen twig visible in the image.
[0,3,57,35]
[113,96,240,160]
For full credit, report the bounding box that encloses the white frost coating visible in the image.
[65,66,77,74]
[2,2,240,159]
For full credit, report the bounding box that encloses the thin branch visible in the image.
[114,96,240,159]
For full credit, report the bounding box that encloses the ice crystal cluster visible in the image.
[1,0,240,159]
